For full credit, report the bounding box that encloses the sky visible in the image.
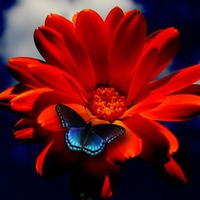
[0,0,200,200]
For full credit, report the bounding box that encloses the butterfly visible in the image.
[56,104,126,156]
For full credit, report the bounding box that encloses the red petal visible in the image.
[164,156,188,184]
[34,26,75,70]
[173,84,200,95]
[0,86,17,107]
[0,84,30,110]
[127,49,158,104]
[75,9,109,85]
[36,133,80,177]
[11,88,84,114]
[45,14,96,90]
[8,58,44,88]
[123,115,170,162]
[11,88,50,112]
[14,127,34,140]
[37,104,63,131]
[101,175,112,198]
[108,10,146,93]
[153,146,192,185]
[122,92,166,118]
[14,118,50,139]
[106,120,142,163]
[79,154,120,198]
[36,140,54,176]
[141,94,200,121]
[28,64,88,103]
[137,64,200,101]
[144,28,180,80]
[105,7,124,37]
[149,121,179,155]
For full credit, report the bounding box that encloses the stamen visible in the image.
[89,87,127,122]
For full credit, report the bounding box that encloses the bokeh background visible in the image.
[0,0,200,199]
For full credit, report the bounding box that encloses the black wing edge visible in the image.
[55,104,67,128]
[106,125,125,143]
[92,124,126,144]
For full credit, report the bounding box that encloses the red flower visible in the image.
[1,7,200,199]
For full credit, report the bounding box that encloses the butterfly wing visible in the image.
[65,127,85,151]
[65,127,105,156]
[56,104,86,129]
[82,131,105,156]
[92,124,125,143]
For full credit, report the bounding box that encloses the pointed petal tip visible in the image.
[36,141,54,176]
[101,175,113,198]
[164,156,188,184]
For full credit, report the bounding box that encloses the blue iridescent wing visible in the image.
[65,127,86,152]
[56,104,86,128]
[92,124,125,143]
[65,128,105,156]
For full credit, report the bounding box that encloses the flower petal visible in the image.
[44,14,96,90]
[0,84,30,110]
[101,175,113,198]
[36,133,80,177]
[149,121,179,155]
[164,156,188,184]
[123,115,170,162]
[108,10,146,92]
[14,118,54,140]
[76,154,120,199]
[126,48,158,104]
[106,120,142,163]
[11,88,83,114]
[36,140,54,176]
[153,146,191,185]
[105,7,124,37]
[34,26,75,70]
[127,28,179,103]
[11,88,50,112]
[8,57,44,88]
[14,127,34,140]
[28,64,88,103]
[173,84,200,95]
[37,104,64,131]
[144,27,180,80]
[75,9,108,85]
[141,94,200,121]
[137,64,200,101]
[122,92,166,118]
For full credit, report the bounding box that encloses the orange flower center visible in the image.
[89,87,127,122]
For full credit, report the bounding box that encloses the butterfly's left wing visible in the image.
[92,124,125,143]
[65,127,86,152]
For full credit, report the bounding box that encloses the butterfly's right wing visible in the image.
[93,124,125,143]
[56,104,86,129]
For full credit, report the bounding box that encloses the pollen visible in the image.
[89,87,127,122]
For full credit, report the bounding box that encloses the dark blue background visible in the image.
[0,0,200,199]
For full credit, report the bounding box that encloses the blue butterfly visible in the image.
[56,104,126,156]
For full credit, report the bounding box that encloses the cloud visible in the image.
[1,0,143,60]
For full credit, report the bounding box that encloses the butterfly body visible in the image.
[56,104,125,156]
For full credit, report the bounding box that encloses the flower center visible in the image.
[89,87,127,122]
